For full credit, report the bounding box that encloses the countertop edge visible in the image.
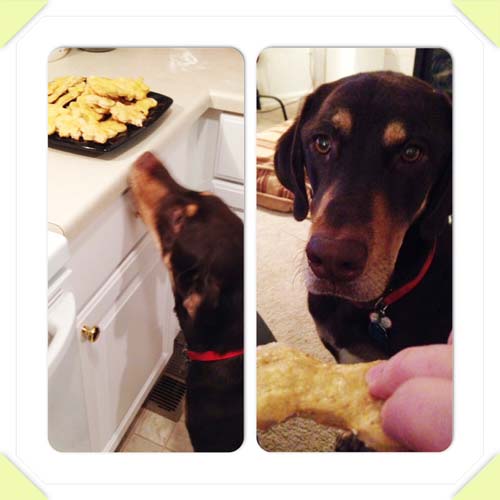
[49,95,244,241]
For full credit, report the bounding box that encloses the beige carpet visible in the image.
[257,207,347,451]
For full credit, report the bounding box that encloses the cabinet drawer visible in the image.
[77,235,173,451]
[213,113,244,184]
[68,191,147,313]
[211,178,245,212]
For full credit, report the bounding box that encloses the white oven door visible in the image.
[48,290,91,452]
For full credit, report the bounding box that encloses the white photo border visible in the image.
[16,14,483,489]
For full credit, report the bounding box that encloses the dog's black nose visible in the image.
[306,236,368,282]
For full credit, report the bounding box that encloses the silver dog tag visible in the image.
[368,310,392,349]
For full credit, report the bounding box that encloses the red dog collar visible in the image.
[383,240,437,307]
[186,349,244,362]
[368,241,437,350]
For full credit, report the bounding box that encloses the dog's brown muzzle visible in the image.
[306,235,368,283]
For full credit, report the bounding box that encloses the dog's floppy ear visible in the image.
[274,82,338,221]
[274,121,308,220]
[419,91,452,240]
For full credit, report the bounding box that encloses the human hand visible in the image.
[366,338,453,452]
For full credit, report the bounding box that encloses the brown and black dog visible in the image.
[129,152,243,452]
[275,71,452,363]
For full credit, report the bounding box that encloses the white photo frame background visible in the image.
[17,15,482,491]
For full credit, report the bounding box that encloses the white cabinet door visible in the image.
[214,113,244,184]
[212,178,245,214]
[211,113,245,212]
[68,191,147,313]
[153,110,245,212]
[77,235,174,451]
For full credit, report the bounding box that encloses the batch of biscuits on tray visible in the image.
[48,76,158,144]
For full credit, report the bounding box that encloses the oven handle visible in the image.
[48,291,76,379]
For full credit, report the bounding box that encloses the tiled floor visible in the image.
[117,406,193,452]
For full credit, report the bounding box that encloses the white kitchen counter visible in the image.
[48,48,244,239]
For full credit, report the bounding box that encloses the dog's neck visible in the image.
[386,223,443,294]
[175,288,243,354]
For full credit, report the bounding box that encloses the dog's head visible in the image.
[129,152,243,320]
[275,71,452,302]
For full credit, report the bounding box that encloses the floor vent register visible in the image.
[144,332,188,422]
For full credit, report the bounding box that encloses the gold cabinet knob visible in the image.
[81,325,100,343]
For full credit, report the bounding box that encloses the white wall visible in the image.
[257,47,416,111]
[257,47,314,105]
[324,48,416,81]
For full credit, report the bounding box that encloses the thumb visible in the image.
[381,377,453,452]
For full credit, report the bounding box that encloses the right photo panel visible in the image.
[256,47,452,452]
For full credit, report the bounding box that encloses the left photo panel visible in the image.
[47,47,244,452]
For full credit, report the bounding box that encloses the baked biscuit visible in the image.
[48,76,85,104]
[109,97,157,127]
[76,93,116,113]
[53,81,86,107]
[257,343,404,451]
[48,104,69,135]
[54,114,85,141]
[68,101,103,123]
[87,76,150,101]
[80,118,127,144]
[48,76,156,144]
[134,97,158,114]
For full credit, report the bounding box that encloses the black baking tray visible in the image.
[48,91,173,155]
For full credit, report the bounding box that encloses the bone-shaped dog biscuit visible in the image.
[257,343,404,451]
[48,76,85,103]
[47,76,158,143]
[87,76,150,101]
[80,118,127,144]
[110,98,157,127]
[53,81,86,107]
[48,104,69,135]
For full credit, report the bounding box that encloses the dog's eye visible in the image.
[314,135,332,155]
[401,144,423,163]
